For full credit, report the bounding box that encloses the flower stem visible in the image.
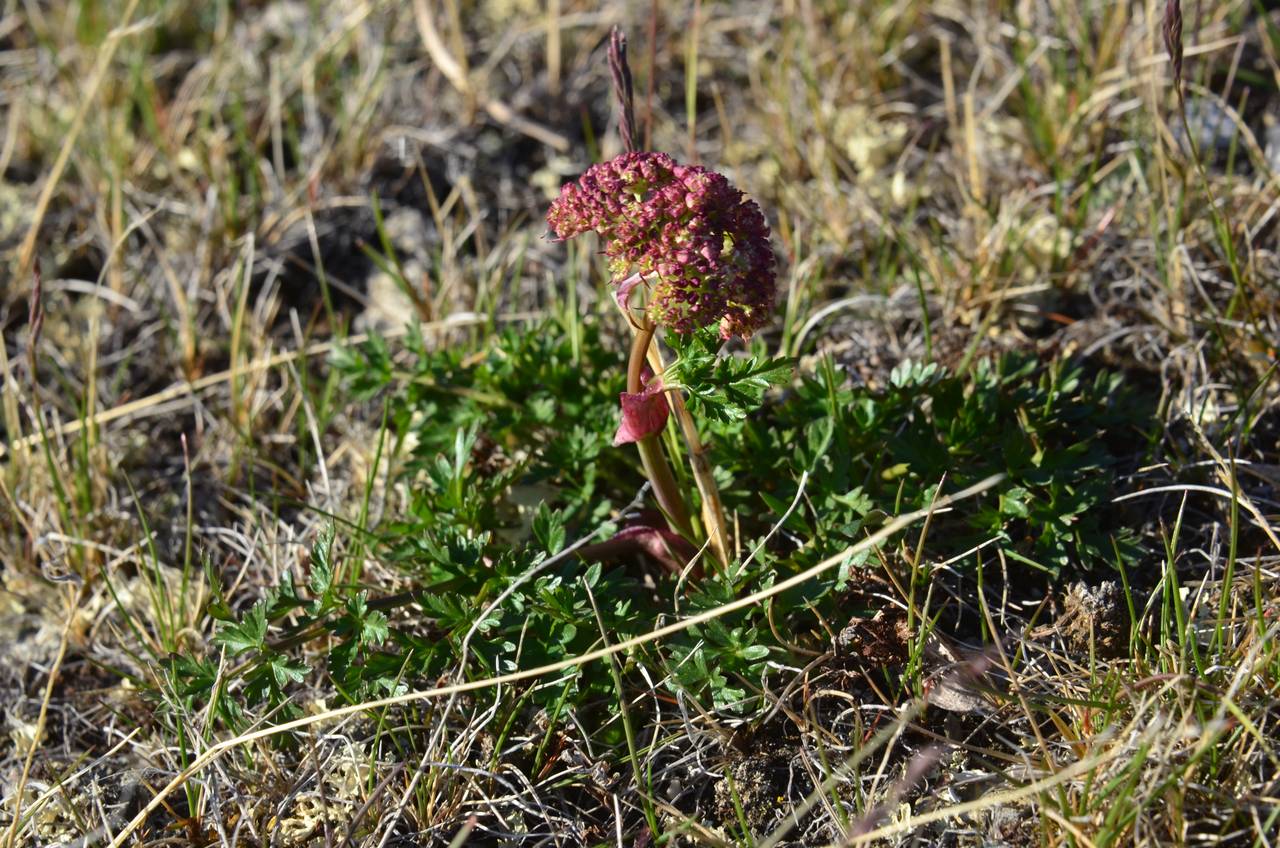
[629,323,694,541]
[652,362,731,567]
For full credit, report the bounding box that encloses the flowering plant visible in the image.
[545,29,790,572]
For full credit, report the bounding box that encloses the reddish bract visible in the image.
[612,367,669,446]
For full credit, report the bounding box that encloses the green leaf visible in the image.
[213,601,268,655]
[1000,486,1031,519]
[889,359,940,389]
[267,654,309,687]
[836,547,872,590]
[832,487,873,515]
[528,394,558,423]
[664,326,794,423]
[309,525,336,602]
[361,610,390,646]
[328,334,394,400]
[532,503,568,554]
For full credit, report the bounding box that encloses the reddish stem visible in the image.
[628,323,694,541]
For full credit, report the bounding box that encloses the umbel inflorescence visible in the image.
[547,151,776,339]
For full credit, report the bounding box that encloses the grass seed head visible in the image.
[1163,0,1184,95]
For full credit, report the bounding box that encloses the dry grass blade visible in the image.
[3,588,78,848]
[14,0,145,279]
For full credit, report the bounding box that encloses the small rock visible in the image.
[1060,580,1128,658]
[833,611,909,666]
[712,745,812,835]
[987,805,1038,846]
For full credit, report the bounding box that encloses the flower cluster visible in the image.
[547,152,776,338]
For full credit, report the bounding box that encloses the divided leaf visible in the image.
[665,326,794,422]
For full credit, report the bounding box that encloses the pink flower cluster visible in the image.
[547,152,776,338]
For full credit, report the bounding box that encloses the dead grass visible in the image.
[2,0,1279,845]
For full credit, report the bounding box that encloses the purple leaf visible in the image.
[613,368,669,446]
[577,518,699,574]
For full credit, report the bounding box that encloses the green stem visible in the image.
[629,324,694,540]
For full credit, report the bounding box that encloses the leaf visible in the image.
[999,486,1031,519]
[664,325,794,423]
[889,359,940,389]
[165,655,219,698]
[836,547,872,591]
[361,610,390,646]
[340,593,391,647]
[328,334,393,400]
[268,654,309,688]
[214,602,268,655]
[309,525,336,603]
[532,503,568,554]
[528,394,558,423]
[832,486,873,516]
[613,368,670,446]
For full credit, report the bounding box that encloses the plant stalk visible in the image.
[628,323,694,541]
[644,344,730,567]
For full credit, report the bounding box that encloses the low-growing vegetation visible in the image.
[2,1,1278,846]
